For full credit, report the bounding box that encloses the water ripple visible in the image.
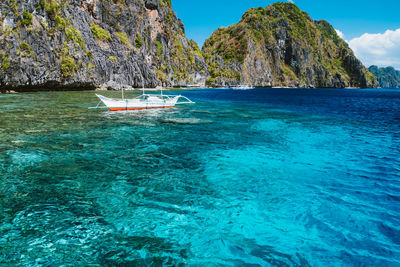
[1,89,399,265]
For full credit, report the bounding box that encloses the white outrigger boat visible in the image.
[92,88,194,111]
[230,85,253,90]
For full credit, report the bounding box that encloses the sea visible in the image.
[0,88,399,266]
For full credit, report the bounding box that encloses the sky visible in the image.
[171,0,400,69]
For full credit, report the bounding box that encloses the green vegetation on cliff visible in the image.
[60,56,77,78]
[116,32,131,47]
[21,11,33,26]
[66,27,85,50]
[204,26,248,64]
[90,23,111,42]
[1,54,11,71]
[135,33,143,48]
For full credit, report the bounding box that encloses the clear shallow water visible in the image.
[0,88,399,266]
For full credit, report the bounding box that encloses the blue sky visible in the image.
[171,0,400,68]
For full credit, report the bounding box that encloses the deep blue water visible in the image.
[0,88,399,266]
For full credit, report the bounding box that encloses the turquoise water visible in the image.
[0,89,399,265]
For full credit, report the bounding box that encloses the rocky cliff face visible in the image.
[369,66,400,88]
[203,3,378,88]
[0,1,379,91]
[0,0,208,91]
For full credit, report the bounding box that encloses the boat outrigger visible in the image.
[91,87,194,111]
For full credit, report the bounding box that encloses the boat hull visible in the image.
[96,94,179,111]
[108,106,175,111]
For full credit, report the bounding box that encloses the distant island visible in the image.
[368,66,400,88]
[0,0,378,91]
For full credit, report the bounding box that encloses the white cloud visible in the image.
[335,29,344,39]
[288,0,295,3]
[348,29,400,69]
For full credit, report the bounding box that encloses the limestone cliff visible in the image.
[0,0,208,91]
[203,3,378,88]
[369,66,400,89]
